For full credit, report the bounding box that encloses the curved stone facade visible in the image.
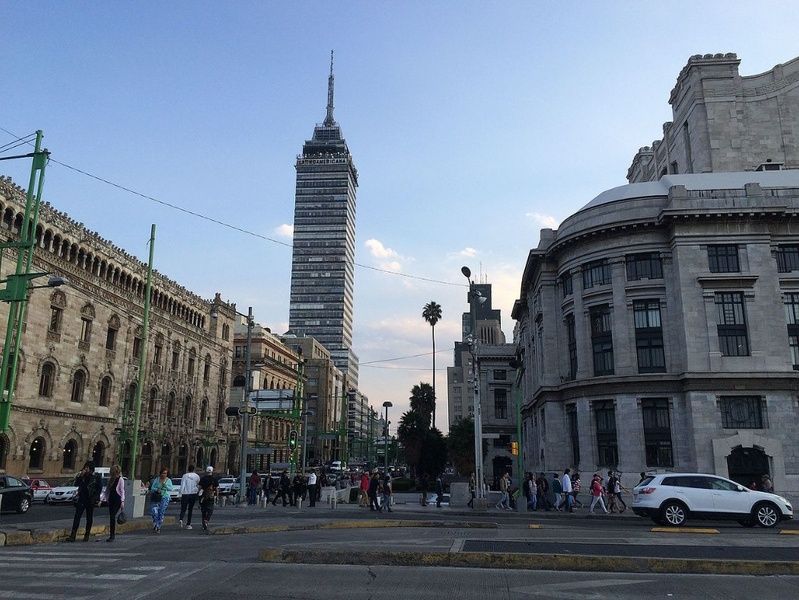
[514,172,799,498]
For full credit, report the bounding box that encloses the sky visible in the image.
[2,1,798,432]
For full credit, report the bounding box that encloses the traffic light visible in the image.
[225,406,239,417]
[288,429,298,450]
[510,441,519,456]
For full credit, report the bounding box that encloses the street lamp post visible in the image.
[301,410,312,472]
[237,306,253,505]
[462,266,487,507]
[382,401,392,473]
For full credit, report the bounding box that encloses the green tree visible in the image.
[397,410,427,478]
[409,383,435,429]
[422,301,442,428]
[446,417,475,476]
[419,427,447,478]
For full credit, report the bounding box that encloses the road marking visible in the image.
[779,529,799,535]
[123,566,166,571]
[0,592,88,600]
[527,524,543,529]
[0,550,141,557]
[0,570,147,581]
[449,539,465,553]
[0,556,120,563]
[512,578,653,598]
[650,527,719,534]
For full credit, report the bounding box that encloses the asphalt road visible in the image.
[1,531,799,600]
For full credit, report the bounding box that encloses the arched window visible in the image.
[28,437,45,470]
[62,439,77,470]
[187,348,196,377]
[200,398,208,425]
[0,433,9,470]
[39,362,55,397]
[99,376,112,407]
[124,383,137,413]
[183,396,192,422]
[148,387,158,414]
[92,441,105,467]
[70,370,86,403]
[217,400,225,426]
[203,355,211,384]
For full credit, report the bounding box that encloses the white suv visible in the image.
[633,473,793,528]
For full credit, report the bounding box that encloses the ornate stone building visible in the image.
[0,176,235,480]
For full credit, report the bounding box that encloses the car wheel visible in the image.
[661,501,688,527]
[753,502,780,528]
[44,497,49,504]
[737,518,756,528]
[17,497,30,514]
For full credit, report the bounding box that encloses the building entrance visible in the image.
[492,456,512,489]
[726,445,770,488]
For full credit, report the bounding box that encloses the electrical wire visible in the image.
[0,134,36,155]
[360,349,449,365]
[0,126,466,288]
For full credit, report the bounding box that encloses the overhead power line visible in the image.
[0,126,465,288]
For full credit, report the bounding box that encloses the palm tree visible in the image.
[422,301,442,429]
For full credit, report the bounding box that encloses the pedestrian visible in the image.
[67,461,102,542]
[149,467,172,533]
[272,470,290,507]
[368,471,380,511]
[419,474,429,506]
[380,473,392,512]
[435,475,444,508]
[760,474,774,493]
[561,469,574,513]
[248,470,260,505]
[551,473,563,511]
[198,466,218,533]
[359,471,370,507]
[179,464,200,529]
[613,475,628,513]
[496,472,510,510]
[526,473,538,511]
[467,473,476,508]
[638,472,648,485]
[606,471,619,513]
[536,473,550,511]
[572,472,583,508]
[99,464,125,542]
[307,469,318,507]
[589,474,609,514]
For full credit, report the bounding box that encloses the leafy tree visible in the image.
[419,427,447,478]
[409,383,435,429]
[446,417,475,476]
[397,410,427,477]
[422,301,442,428]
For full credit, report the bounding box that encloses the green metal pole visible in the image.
[128,224,156,479]
[0,131,47,432]
[515,380,523,485]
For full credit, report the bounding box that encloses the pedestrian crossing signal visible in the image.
[288,429,298,450]
[510,441,519,456]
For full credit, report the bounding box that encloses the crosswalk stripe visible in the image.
[122,566,166,571]
[0,570,147,581]
[0,556,119,563]
[0,551,140,557]
[0,592,89,600]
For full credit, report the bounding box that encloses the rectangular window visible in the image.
[626,253,663,281]
[565,314,577,380]
[715,292,749,356]
[708,245,740,273]
[560,272,573,298]
[593,400,618,467]
[776,245,799,273]
[566,404,580,465]
[641,399,673,467]
[582,260,611,289]
[719,396,766,429]
[785,293,799,370]
[132,337,142,360]
[171,350,180,370]
[590,305,614,375]
[494,389,508,419]
[153,344,162,366]
[49,307,62,333]
[79,318,92,343]
[493,370,506,380]
[188,357,195,377]
[105,327,117,351]
[234,346,244,359]
[634,300,665,373]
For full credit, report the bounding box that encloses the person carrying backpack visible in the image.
[199,466,218,532]
[67,461,102,542]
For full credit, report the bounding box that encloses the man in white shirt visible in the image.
[179,464,201,529]
[307,470,318,507]
[561,468,574,513]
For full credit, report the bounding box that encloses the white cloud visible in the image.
[381,260,402,272]
[526,212,559,229]
[274,223,294,238]
[459,247,477,257]
[365,238,399,259]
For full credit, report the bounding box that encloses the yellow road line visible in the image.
[778,529,799,535]
[527,524,543,529]
[650,527,719,534]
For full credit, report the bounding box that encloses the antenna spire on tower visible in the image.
[324,50,335,126]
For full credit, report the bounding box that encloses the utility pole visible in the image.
[128,224,156,479]
[0,130,49,432]
[238,307,253,504]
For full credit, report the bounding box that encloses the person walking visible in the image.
[307,470,318,507]
[526,473,538,511]
[272,470,290,507]
[561,468,574,513]
[380,473,392,512]
[179,464,200,529]
[435,475,444,508]
[419,474,429,506]
[149,467,172,533]
[613,474,628,513]
[760,474,774,493]
[536,473,551,511]
[589,474,609,514]
[496,472,510,510]
[551,473,563,511]
[292,473,305,506]
[572,472,583,508]
[606,471,619,513]
[198,466,218,533]
[467,473,476,508]
[368,471,380,511]
[248,470,260,505]
[67,461,102,542]
[359,472,370,507]
[100,464,124,542]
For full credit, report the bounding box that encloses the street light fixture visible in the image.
[462,265,487,508]
[382,401,392,473]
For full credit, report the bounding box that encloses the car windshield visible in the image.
[636,476,655,487]
[171,478,182,485]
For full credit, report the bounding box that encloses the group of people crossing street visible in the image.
[522,469,631,514]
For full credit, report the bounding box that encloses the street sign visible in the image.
[249,389,295,411]
[239,406,257,416]
[248,447,275,456]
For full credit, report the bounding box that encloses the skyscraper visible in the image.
[289,52,359,387]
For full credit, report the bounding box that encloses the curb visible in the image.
[211,519,498,536]
[0,517,175,547]
[258,547,799,575]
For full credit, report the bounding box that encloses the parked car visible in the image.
[22,477,52,502]
[169,478,183,502]
[217,477,240,496]
[633,473,793,528]
[0,475,33,513]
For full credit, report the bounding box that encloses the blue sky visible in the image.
[2,2,798,430]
